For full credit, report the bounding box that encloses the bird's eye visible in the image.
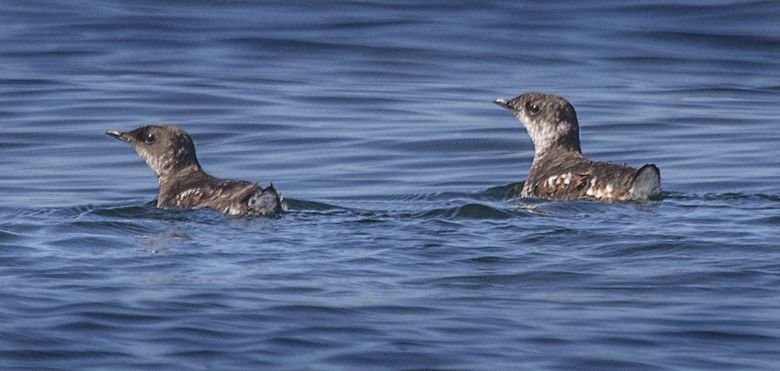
[527,103,541,116]
[144,133,156,144]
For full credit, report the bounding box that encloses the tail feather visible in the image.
[629,164,661,200]
[246,183,287,215]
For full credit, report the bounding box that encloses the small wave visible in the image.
[79,198,349,221]
[7,187,773,228]
[88,204,157,218]
[480,182,525,200]
[413,203,524,220]
[82,202,230,223]
[663,191,780,202]
[0,229,23,242]
[381,182,525,203]
[284,198,345,212]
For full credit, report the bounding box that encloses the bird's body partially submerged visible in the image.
[106,125,286,216]
[156,167,285,216]
[495,92,661,202]
[522,149,660,201]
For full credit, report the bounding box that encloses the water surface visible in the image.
[1,1,779,369]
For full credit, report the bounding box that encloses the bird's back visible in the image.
[160,173,287,216]
[524,152,660,201]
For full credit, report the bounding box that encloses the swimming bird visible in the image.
[106,125,287,216]
[494,92,661,201]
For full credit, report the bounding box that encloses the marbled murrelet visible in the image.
[495,92,661,201]
[107,125,287,216]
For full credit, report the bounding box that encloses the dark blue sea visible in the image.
[2,1,779,369]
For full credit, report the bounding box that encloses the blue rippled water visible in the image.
[1,1,779,369]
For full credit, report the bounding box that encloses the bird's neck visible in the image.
[157,164,205,189]
[155,164,208,207]
[533,143,582,160]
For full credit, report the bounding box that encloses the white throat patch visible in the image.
[135,146,171,179]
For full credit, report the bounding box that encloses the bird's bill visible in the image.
[494,98,514,110]
[105,130,130,142]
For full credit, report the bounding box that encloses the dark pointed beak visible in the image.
[494,98,514,110]
[106,130,130,142]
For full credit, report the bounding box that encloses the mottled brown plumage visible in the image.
[106,125,286,216]
[495,92,661,201]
